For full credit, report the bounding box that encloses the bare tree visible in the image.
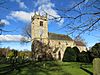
[74,36,87,46]
[22,23,31,38]
[20,0,100,44]
[0,0,14,35]
[0,0,6,9]
[0,19,5,35]
[20,23,31,44]
[43,0,100,37]
[0,0,7,35]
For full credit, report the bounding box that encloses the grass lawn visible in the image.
[8,61,93,75]
[82,64,93,72]
[0,64,10,68]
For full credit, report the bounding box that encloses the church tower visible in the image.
[31,13,48,43]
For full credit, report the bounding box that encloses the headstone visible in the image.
[93,58,100,75]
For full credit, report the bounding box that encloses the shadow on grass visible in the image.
[14,61,72,75]
[80,64,93,75]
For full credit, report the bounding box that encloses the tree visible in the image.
[31,40,54,61]
[0,0,8,35]
[63,47,77,62]
[0,50,2,57]
[20,23,32,44]
[74,36,87,45]
[43,0,100,37]
[72,47,80,61]
[7,51,14,58]
[21,0,100,43]
[86,50,94,63]
[12,49,18,57]
[0,19,5,35]
[0,1,17,35]
[90,43,100,58]
[78,51,90,63]
[19,51,25,59]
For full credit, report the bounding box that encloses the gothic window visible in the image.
[40,21,43,26]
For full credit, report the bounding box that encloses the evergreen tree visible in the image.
[63,47,77,62]
[91,43,100,58]
[73,47,80,62]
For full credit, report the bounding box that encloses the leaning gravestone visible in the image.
[93,58,100,75]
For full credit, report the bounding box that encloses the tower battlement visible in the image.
[31,13,47,21]
[31,12,48,43]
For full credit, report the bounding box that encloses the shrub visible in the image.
[90,43,100,58]
[78,51,90,63]
[72,47,80,62]
[63,47,77,62]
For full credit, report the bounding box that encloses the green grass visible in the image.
[8,61,93,75]
[0,64,10,68]
[82,64,93,72]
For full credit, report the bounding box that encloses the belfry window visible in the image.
[40,21,43,26]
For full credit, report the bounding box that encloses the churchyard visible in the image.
[0,60,93,75]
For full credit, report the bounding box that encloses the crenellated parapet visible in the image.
[31,12,48,21]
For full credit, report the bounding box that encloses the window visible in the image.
[40,21,43,26]
[59,42,61,45]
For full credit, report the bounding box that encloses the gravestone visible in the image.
[93,58,100,75]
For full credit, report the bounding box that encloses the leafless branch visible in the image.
[93,5,100,10]
[54,0,85,13]
[42,0,100,37]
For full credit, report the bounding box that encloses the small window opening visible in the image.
[40,21,43,26]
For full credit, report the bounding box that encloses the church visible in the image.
[31,13,87,61]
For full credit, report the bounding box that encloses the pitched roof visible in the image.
[75,41,86,46]
[48,32,73,41]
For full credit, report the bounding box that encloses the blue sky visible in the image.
[0,0,100,50]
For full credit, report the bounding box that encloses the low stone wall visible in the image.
[93,58,100,75]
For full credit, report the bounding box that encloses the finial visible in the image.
[34,11,36,16]
[46,13,48,19]
[38,12,40,16]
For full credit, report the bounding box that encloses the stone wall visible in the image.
[76,46,87,52]
[31,14,48,40]
[93,58,100,75]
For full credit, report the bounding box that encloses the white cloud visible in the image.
[1,19,10,25]
[7,11,34,22]
[11,0,27,9]
[85,0,89,4]
[17,1,27,9]
[0,35,29,41]
[35,0,51,7]
[7,0,64,25]
[36,0,64,25]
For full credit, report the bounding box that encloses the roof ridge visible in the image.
[48,32,73,41]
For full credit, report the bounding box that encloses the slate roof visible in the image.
[48,32,73,41]
[75,41,86,46]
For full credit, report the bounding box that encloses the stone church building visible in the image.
[31,13,87,61]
